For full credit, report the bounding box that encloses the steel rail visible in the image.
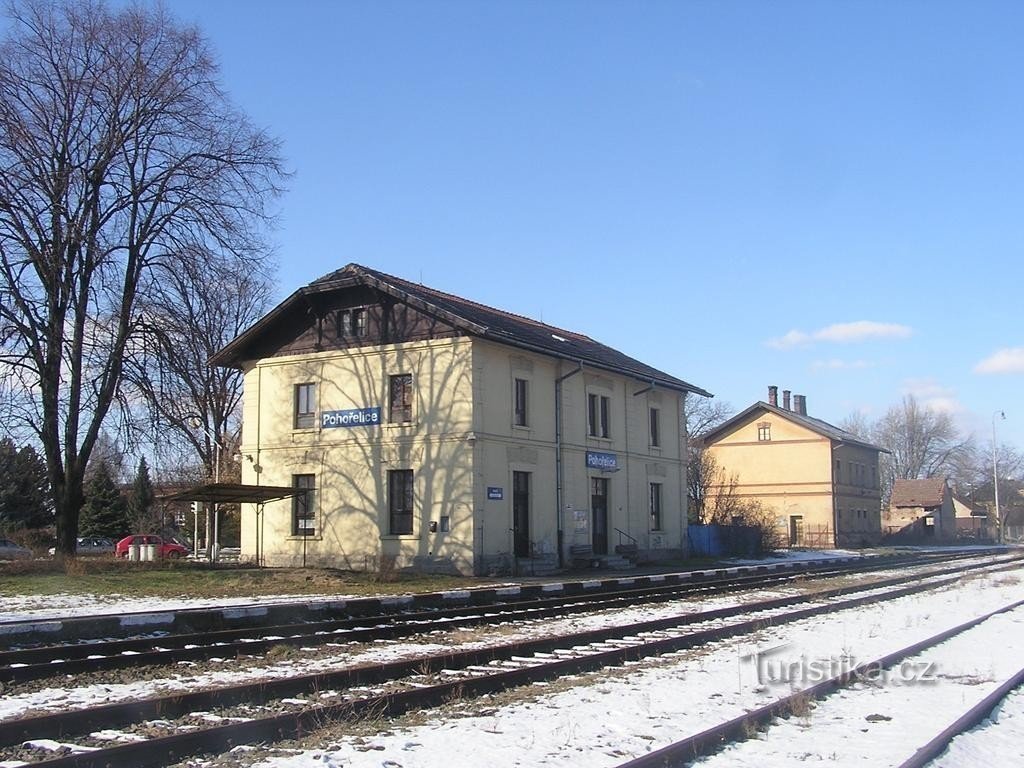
[2,551,1012,687]
[616,601,1024,768]
[0,548,997,648]
[3,561,1016,766]
[896,665,1024,768]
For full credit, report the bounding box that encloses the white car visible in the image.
[0,538,32,560]
[48,536,116,557]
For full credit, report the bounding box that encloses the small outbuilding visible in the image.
[885,477,955,542]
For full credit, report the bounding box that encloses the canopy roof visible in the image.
[159,482,301,504]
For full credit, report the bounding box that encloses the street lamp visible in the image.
[993,410,1006,544]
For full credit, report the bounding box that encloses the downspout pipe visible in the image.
[555,361,584,568]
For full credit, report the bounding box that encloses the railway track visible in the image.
[897,665,1024,768]
[1,550,1014,686]
[618,595,1024,768]
[1,555,1019,768]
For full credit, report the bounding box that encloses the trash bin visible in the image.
[128,543,140,561]
[142,544,157,562]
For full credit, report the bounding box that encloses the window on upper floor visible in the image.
[650,407,661,447]
[758,422,771,441]
[514,378,529,427]
[336,307,367,338]
[389,374,413,423]
[294,383,316,429]
[588,393,610,438]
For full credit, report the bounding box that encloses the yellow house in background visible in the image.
[702,387,887,548]
[211,264,710,575]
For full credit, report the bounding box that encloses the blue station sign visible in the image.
[586,451,618,470]
[321,407,381,428]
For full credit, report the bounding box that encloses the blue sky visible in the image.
[162,1,1021,449]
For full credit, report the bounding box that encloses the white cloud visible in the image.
[974,348,1024,375]
[902,378,963,415]
[767,321,912,349]
[810,359,874,371]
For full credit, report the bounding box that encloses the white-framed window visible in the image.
[588,393,610,438]
[336,307,367,338]
[294,382,316,429]
[514,377,529,427]
[649,407,661,447]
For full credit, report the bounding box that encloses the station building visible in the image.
[211,264,710,575]
[702,387,887,549]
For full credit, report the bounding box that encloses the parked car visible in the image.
[49,536,116,557]
[0,538,32,561]
[115,535,188,559]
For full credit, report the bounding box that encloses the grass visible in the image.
[0,559,488,599]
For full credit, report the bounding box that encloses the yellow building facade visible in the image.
[702,388,885,548]
[213,264,709,575]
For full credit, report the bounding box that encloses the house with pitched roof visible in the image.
[701,386,887,549]
[885,477,956,541]
[953,494,991,540]
[211,264,710,575]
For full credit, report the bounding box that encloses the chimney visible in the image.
[795,394,807,416]
[768,385,778,407]
[782,390,791,411]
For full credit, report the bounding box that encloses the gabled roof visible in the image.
[891,478,950,508]
[212,263,711,396]
[699,400,887,453]
[952,495,988,517]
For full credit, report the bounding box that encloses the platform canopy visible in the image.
[159,482,301,504]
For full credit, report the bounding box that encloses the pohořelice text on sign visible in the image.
[321,408,381,428]
[585,451,618,470]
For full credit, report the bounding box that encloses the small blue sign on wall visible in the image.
[321,407,381,428]
[487,487,504,500]
[586,451,618,470]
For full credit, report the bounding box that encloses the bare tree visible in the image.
[683,395,733,521]
[124,247,273,482]
[872,395,973,491]
[0,0,284,555]
[838,411,872,441]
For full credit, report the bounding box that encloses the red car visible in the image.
[115,535,188,559]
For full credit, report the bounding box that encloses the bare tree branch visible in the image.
[0,0,285,554]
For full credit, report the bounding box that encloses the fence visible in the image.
[687,524,761,558]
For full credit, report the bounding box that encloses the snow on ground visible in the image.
[0,593,348,623]
[0,583,806,721]
[931,687,1024,767]
[695,604,1024,767]
[240,569,1024,768]
[0,558,1007,724]
[0,548,1002,623]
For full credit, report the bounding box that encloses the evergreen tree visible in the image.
[0,438,51,530]
[80,461,130,538]
[128,457,158,533]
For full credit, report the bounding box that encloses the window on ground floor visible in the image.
[388,469,414,535]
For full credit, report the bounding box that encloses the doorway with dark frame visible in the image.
[513,471,531,558]
[591,476,608,555]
